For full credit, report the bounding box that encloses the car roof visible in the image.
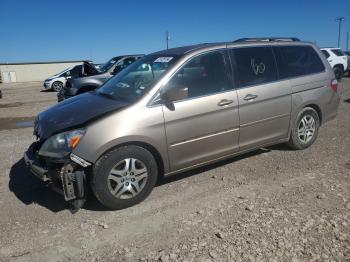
[320,47,341,50]
[152,40,314,56]
[113,54,144,58]
[151,43,223,56]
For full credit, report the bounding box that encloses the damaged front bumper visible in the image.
[24,142,91,212]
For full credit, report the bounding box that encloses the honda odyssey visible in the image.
[24,38,341,211]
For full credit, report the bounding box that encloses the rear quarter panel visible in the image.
[290,71,340,127]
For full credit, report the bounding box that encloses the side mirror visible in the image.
[160,85,188,103]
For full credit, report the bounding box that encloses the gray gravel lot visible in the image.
[0,80,349,262]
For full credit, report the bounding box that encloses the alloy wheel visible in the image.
[297,114,316,144]
[107,158,148,199]
[52,82,63,92]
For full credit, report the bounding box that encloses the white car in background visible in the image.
[43,67,73,91]
[320,47,348,80]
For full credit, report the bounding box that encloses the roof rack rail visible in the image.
[233,37,300,43]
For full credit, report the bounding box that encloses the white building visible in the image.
[0,60,86,83]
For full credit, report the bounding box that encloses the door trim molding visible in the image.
[170,127,239,147]
[240,113,290,128]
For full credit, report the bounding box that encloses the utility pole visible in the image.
[346,32,349,51]
[336,17,345,48]
[166,31,170,50]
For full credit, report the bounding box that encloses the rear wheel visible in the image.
[287,107,320,150]
[91,145,158,210]
[333,66,343,80]
[52,81,63,92]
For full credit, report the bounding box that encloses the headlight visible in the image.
[39,129,86,158]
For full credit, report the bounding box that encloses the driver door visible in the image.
[161,50,239,171]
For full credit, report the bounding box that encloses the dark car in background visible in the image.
[58,55,143,101]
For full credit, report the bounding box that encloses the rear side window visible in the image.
[331,49,345,56]
[321,50,330,58]
[232,47,278,88]
[274,46,325,78]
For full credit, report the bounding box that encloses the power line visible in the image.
[335,17,345,48]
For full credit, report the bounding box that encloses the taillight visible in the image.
[331,79,338,92]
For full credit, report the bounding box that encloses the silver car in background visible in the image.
[24,37,340,211]
[43,66,74,91]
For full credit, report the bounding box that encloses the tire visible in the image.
[52,81,63,92]
[333,66,343,80]
[91,145,158,210]
[287,107,320,150]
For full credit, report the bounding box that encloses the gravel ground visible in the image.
[0,80,349,262]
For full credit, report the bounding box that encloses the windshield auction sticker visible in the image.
[154,57,173,63]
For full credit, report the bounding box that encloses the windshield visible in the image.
[97,54,179,102]
[53,68,71,77]
[99,56,123,73]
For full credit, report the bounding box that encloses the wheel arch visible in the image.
[304,104,323,126]
[96,141,165,182]
[51,80,63,87]
[289,101,323,139]
[333,63,344,71]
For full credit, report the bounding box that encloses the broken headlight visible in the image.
[39,129,86,158]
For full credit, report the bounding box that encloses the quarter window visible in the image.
[274,46,325,78]
[321,50,330,58]
[164,51,232,100]
[331,49,345,56]
[233,47,278,88]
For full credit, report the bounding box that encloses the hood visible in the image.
[35,92,129,140]
[45,75,58,81]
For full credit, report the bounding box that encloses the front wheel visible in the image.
[91,145,158,210]
[287,107,320,150]
[52,81,63,92]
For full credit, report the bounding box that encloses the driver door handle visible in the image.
[243,94,258,101]
[217,99,234,106]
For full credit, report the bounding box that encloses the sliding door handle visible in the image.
[243,94,258,101]
[217,99,234,106]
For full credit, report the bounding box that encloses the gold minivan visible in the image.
[24,38,341,210]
